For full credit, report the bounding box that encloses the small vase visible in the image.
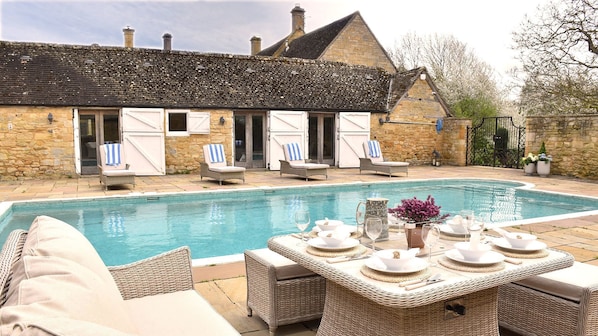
[537,161,550,177]
[404,224,425,249]
[523,163,536,176]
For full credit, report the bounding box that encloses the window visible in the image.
[166,110,210,135]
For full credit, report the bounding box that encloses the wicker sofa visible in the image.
[0,215,240,336]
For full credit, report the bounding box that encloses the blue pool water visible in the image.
[1,179,597,265]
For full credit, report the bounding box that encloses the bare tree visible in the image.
[387,33,505,124]
[513,0,598,115]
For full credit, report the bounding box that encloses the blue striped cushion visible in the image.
[208,144,225,163]
[368,140,381,158]
[105,144,121,166]
[286,143,303,161]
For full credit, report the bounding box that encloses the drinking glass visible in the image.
[467,219,485,249]
[365,218,383,254]
[294,210,310,243]
[422,224,441,266]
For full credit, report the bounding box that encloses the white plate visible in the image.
[439,224,469,236]
[307,237,360,251]
[445,249,505,265]
[365,257,428,274]
[493,237,547,252]
[312,225,357,233]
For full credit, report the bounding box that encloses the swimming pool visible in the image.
[1,178,597,266]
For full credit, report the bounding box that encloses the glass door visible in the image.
[234,112,266,168]
[78,110,119,175]
[308,113,335,165]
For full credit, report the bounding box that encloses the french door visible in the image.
[234,112,266,168]
[78,110,120,175]
[308,113,335,165]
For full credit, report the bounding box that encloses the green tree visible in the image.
[513,0,598,115]
[387,33,503,121]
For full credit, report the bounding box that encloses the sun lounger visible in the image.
[279,142,329,181]
[98,143,136,190]
[359,140,409,177]
[201,144,245,185]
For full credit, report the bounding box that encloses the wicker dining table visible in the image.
[268,232,574,336]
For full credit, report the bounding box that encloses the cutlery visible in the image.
[399,274,437,287]
[326,252,368,263]
[404,273,444,290]
[504,257,523,265]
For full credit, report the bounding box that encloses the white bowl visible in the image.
[454,242,491,261]
[374,248,419,270]
[504,232,537,249]
[318,230,350,247]
[315,219,343,231]
[446,220,468,234]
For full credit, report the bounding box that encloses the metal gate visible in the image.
[466,117,526,168]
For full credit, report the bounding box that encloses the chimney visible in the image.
[123,26,135,48]
[291,4,305,33]
[162,33,172,51]
[250,36,262,55]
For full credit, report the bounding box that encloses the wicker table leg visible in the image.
[316,281,499,336]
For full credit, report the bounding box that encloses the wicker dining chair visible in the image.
[244,248,326,335]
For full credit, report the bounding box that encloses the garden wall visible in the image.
[526,115,598,180]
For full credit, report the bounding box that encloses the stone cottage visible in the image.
[0,6,459,180]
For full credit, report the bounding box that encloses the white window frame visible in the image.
[166,110,210,136]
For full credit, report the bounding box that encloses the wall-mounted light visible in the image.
[219,116,225,125]
[47,113,54,124]
[378,117,385,125]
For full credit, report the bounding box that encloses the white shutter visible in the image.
[121,108,166,175]
[267,111,307,171]
[188,112,210,134]
[337,112,370,168]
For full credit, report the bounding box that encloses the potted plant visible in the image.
[388,195,449,248]
[521,153,538,175]
[536,142,552,177]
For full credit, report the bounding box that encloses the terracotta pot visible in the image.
[404,224,425,249]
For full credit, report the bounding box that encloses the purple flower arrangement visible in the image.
[388,195,449,224]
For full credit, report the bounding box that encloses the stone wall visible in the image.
[526,115,598,180]
[0,106,75,180]
[320,15,396,74]
[371,78,465,165]
[165,110,234,174]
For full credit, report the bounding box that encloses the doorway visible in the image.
[234,112,266,168]
[308,113,335,165]
[79,110,120,175]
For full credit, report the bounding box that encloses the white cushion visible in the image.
[1,216,137,334]
[289,163,329,169]
[103,170,135,177]
[371,161,409,167]
[247,248,316,280]
[124,290,240,336]
[9,317,136,336]
[209,166,246,173]
[515,261,598,303]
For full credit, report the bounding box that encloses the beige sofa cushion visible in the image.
[249,248,316,280]
[124,290,240,336]
[515,261,598,303]
[1,216,137,335]
[7,317,136,336]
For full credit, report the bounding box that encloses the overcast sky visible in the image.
[1,0,549,78]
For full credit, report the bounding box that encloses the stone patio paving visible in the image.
[1,166,597,335]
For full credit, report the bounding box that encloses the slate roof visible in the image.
[0,41,391,112]
[258,12,355,59]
